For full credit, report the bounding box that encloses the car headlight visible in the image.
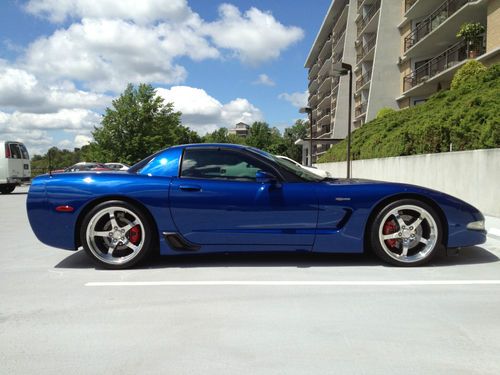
[466,220,485,231]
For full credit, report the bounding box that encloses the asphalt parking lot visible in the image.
[2,186,500,374]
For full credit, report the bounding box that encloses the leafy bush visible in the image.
[376,107,396,118]
[451,60,487,90]
[318,63,500,163]
[456,22,485,42]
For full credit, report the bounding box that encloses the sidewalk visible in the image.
[486,215,500,241]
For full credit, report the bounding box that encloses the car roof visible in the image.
[169,143,248,150]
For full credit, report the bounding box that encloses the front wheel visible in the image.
[80,200,153,269]
[370,199,443,266]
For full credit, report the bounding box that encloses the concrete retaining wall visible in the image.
[316,148,500,217]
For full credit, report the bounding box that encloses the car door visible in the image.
[169,147,318,247]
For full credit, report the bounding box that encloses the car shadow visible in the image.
[0,192,27,195]
[55,245,499,270]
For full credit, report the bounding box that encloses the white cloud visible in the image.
[25,0,191,24]
[156,86,262,134]
[20,3,303,93]
[202,4,304,64]
[279,90,308,108]
[2,2,304,152]
[74,134,92,148]
[23,18,219,92]
[0,63,111,113]
[58,139,72,148]
[253,74,275,86]
[0,109,101,132]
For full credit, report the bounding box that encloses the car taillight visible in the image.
[5,144,10,158]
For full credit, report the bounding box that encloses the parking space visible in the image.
[2,186,500,374]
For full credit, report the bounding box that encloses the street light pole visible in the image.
[299,106,313,166]
[347,65,352,179]
[331,62,353,179]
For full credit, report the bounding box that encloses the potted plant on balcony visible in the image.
[457,23,485,59]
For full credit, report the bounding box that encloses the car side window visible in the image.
[181,148,272,181]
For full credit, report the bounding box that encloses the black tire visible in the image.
[0,184,16,194]
[370,199,443,267]
[80,200,154,269]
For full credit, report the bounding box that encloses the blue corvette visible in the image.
[27,143,486,269]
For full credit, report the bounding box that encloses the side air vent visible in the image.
[162,232,201,251]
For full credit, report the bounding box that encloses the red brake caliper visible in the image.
[383,219,398,248]
[128,225,141,245]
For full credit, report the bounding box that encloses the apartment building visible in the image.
[398,0,499,108]
[303,0,500,164]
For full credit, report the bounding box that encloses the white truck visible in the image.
[0,141,31,194]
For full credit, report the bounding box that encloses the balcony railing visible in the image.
[355,102,367,117]
[404,0,473,52]
[356,68,372,91]
[405,0,418,12]
[356,35,377,63]
[357,0,381,36]
[403,36,485,92]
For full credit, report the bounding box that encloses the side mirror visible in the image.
[256,170,279,185]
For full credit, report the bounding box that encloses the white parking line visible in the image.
[85,280,500,287]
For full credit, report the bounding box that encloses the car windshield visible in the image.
[246,147,323,182]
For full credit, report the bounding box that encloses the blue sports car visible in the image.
[26,144,486,269]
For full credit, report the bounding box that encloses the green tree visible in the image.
[89,83,200,164]
[281,119,308,161]
[245,122,283,152]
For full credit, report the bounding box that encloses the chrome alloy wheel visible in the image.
[378,204,438,263]
[85,206,146,266]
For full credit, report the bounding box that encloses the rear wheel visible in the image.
[80,201,153,269]
[0,184,16,194]
[370,199,443,266]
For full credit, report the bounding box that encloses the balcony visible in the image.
[405,0,418,13]
[404,0,473,52]
[355,102,367,117]
[318,36,333,61]
[357,0,381,36]
[332,29,347,55]
[355,68,372,91]
[318,76,332,95]
[356,35,377,64]
[318,57,332,78]
[318,93,332,110]
[308,77,319,94]
[403,37,485,93]
[308,63,320,80]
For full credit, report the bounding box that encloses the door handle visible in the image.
[179,184,201,192]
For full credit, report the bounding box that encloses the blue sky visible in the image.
[0,0,331,154]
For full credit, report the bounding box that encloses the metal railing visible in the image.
[357,0,381,36]
[355,68,372,91]
[403,37,485,92]
[356,35,377,63]
[404,0,472,51]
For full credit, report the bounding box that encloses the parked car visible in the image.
[27,144,486,269]
[53,162,111,173]
[276,155,330,178]
[0,140,31,194]
[105,162,130,171]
